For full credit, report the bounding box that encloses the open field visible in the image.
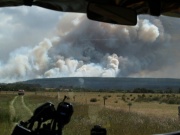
[1,91,180,135]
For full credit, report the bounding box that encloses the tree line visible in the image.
[0,83,43,91]
[1,83,180,93]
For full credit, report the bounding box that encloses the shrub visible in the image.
[90,98,98,102]
[151,96,160,101]
[122,96,126,102]
[142,94,146,98]
[114,100,118,103]
[167,99,176,104]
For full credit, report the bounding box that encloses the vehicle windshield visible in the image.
[0,5,180,135]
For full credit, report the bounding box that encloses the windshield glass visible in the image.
[0,5,180,135]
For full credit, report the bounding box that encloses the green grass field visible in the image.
[1,92,180,135]
[0,94,15,135]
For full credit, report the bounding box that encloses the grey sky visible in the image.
[0,6,61,61]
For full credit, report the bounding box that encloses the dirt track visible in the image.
[21,96,33,116]
[9,96,17,122]
[9,95,33,131]
[9,96,18,131]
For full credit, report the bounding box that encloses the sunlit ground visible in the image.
[1,91,180,135]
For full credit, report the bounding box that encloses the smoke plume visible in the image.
[0,13,179,83]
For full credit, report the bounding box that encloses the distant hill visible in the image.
[24,77,180,91]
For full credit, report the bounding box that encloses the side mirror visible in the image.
[87,2,137,25]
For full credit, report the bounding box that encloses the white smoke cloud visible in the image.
[44,53,120,78]
[0,12,178,83]
[56,13,84,36]
[0,38,53,82]
[0,55,31,82]
[30,38,52,71]
[138,19,159,42]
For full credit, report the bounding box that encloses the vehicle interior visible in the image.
[0,0,180,135]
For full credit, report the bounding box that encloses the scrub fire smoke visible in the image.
[0,13,176,83]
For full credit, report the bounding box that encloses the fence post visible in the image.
[178,106,180,119]
[58,91,60,100]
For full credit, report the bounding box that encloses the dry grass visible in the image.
[1,92,180,135]
[29,91,180,118]
[2,91,180,118]
[1,92,180,118]
[23,94,180,135]
[0,94,15,135]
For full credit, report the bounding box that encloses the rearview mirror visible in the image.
[87,3,137,25]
